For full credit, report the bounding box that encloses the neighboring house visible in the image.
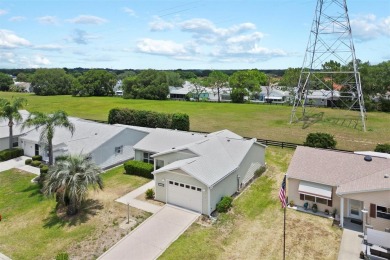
[20,118,150,169]
[305,89,341,107]
[133,128,266,214]
[255,86,290,103]
[0,110,34,151]
[287,146,390,232]
[14,82,32,92]
[168,81,231,102]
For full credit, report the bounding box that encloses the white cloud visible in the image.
[66,29,99,45]
[0,52,51,68]
[33,44,63,51]
[0,29,31,48]
[123,7,136,16]
[9,16,26,22]
[0,9,8,16]
[149,16,174,31]
[351,14,390,40]
[32,55,51,65]
[0,52,16,64]
[227,32,264,44]
[136,38,198,60]
[67,15,107,25]
[37,16,59,25]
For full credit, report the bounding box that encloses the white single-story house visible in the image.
[20,117,151,169]
[255,86,291,103]
[133,128,266,215]
[168,81,231,102]
[287,146,390,232]
[0,110,34,151]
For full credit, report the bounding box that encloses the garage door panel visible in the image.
[167,181,202,213]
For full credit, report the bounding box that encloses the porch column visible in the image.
[340,197,344,227]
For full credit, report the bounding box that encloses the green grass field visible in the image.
[3,92,390,151]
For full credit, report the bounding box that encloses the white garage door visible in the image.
[167,180,203,213]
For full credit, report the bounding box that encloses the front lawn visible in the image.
[0,166,150,260]
[160,147,342,260]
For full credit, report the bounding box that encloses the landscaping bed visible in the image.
[0,165,150,260]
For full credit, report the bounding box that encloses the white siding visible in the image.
[154,170,208,214]
[21,140,36,157]
[0,138,8,151]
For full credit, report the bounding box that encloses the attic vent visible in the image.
[95,133,98,135]
[385,174,389,179]
[227,139,230,142]
[364,155,372,162]
[172,147,175,149]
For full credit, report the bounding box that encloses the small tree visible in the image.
[304,132,337,149]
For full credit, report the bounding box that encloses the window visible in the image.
[180,183,184,187]
[300,193,331,205]
[185,185,190,189]
[197,188,202,192]
[377,205,390,220]
[143,152,154,164]
[169,181,173,185]
[156,159,164,169]
[191,186,196,190]
[12,137,18,147]
[115,146,123,154]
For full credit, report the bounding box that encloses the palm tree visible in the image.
[44,154,104,216]
[22,110,75,165]
[0,97,27,149]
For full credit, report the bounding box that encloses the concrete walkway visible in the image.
[0,252,11,260]
[116,180,162,214]
[0,156,39,175]
[98,205,200,260]
[338,228,363,260]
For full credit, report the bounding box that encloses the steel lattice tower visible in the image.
[290,0,366,131]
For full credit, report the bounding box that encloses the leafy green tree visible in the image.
[76,69,117,96]
[279,68,301,87]
[229,70,267,92]
[230,88,248,103]
[0,73,14,91]
[189,78,207,101]
[304,132,337,149]
[165,71,183,87]
[206,71,229,102]
[44,154,103,216]
[22,110,75,165]
[31,69,78,95]
[117,70,136,80]
[16,72,31,82]
[176,70,197,80]
[122,69,169,100]
[0,97,27,149]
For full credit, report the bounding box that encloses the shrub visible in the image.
[374,143,390,154]
[171,113,190,131]
[55,252,69,260]
[107,108,190,131]
[230,88,248,103]
[254,165,266,177]
[145,188,155,199]
[25,158,32,165]
[40,165,49,174]
[32,155,42,161]
[216,196,233,213]
[31,160,42,167]
[55,155,69,161]
[0,148,24,161]
[304,132,337,149]
[124,160,154,179]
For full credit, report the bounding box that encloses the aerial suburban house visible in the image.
[0,110,34,151]
[20,117,150,169]
[287,146,390,232]
[255,86,291,104]
[168,81,231,102]
[133,128,266,214]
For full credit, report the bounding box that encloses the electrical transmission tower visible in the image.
[290,0,366,131]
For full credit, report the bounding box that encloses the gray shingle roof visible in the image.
[287,146,390,194]
[153,134,262,187]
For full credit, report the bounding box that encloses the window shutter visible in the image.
[300,194,304,200]
[328,200,332,207]
[370,203,376,218]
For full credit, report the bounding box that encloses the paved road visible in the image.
[98,205,199,260]
[116,180,162,214]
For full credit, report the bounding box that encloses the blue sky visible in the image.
[0,0,389,69]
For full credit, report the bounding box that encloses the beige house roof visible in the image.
[287,146,390,192]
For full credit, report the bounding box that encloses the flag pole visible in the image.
[283,199,286,260]
[279,174,287,260]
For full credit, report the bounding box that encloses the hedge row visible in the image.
[0,148,24,161]
[108,108,190,131]
[124,160,154,179]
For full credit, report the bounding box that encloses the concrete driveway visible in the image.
[0,156,40,175]
[99,205,200,260]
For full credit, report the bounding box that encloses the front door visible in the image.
[35,144,40,156]
[349,199,362,219]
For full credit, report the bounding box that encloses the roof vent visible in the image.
[364,155,372,162]
[227,139,230,142]
[95,133,98,135]
[385,174,389,179]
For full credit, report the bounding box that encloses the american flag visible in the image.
[279,175,287,208]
